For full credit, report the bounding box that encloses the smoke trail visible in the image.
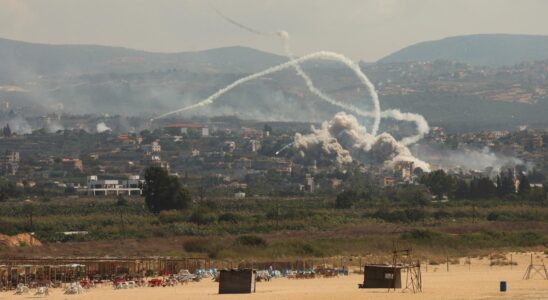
[212,7,270,36]
[275,142,294,155]
[278,33,379,136]
[209,10,428,143]
[152,51,381,121]
[210,10,383,135]
[380,109,429,146]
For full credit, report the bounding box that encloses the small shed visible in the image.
[359,265,402,289]
[218,269,256,294]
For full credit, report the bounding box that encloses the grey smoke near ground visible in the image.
[6,117,32,135]
[96,122,112,133]
[46,122,64,133]
[412,144,524,176]
[294,112,430,171]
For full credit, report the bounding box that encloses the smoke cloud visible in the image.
[6,117,32,135]
[294,112,430,171]
[413,145,524,176]
[96,122,112,133]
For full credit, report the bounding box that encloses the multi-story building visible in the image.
[0,151,20,176]
[394,161,415,182]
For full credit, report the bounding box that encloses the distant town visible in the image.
[0,110,545,201]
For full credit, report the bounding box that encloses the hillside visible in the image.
[0,37,285,82]
[379,34,548,66]
[1,37,548,130]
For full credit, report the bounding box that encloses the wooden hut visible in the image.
[218,269,256,294]
[359,265,402,289]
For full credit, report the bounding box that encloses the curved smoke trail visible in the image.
[278,32,380,136]
[152,51,382,122]
[176,10,428,144]
[155,9,429,150]
[207,11,383,136]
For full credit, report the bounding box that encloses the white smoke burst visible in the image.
[294,112,430,171]
[6,117,32,135]
[96,122,111,133]
[153,11,431,171]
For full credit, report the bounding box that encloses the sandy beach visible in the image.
[1,252,546,300]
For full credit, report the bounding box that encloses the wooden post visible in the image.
[446,256,449,272]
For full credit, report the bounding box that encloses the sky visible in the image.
[1,0,547,61]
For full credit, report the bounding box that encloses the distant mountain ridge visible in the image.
[0,37,286,81]
[1,36,548,130]
[379,34,548,66]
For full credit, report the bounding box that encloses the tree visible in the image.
[116,194,128,235]
[453,179,469,199]
[0,179,20,202]
[143,167,191,213]
[470,177,496,199]
[497,169,516,197]
[263,124,272,135]
[518,174,530,196]
[22,200,34,231]
[2,124,11,137]
[420,170,455,199]
[335,190,358,209]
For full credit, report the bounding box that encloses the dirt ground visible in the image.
[1,252,546,300]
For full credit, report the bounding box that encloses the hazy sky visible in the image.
[1,0,547,61]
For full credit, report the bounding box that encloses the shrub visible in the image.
[158,210,187,224]
[188,210,217,225]
[218,212,240,224]
[335,191,358,209]
[297,242,326,257]
[235,235,267,247]
[183,238,223,258]
[486,212,499,221]
[401,229,441,241]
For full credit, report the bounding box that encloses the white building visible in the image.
[86,175,143,196]
[142,140,161,154]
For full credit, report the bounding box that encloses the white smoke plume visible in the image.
[7,117,32,135]
[211,10,429,144]
[414,145,523,176]
[294,112,430,170]
[151,51,382,130]
[46,122,64,133]
[96,122,112,133]
[154,12,431,171]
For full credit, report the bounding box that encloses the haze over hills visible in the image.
[379,34,548,66]
[0,37,285,82]
[0,36,547,132]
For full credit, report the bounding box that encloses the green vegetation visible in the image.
[0,193,547,259]
[144,167,192,213]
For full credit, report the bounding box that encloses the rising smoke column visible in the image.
[294,112,430,171]
[210,10,430,143]
[152,10,431,170]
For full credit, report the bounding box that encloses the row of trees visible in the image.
[335,169,546,209]
[420,169,545,201]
